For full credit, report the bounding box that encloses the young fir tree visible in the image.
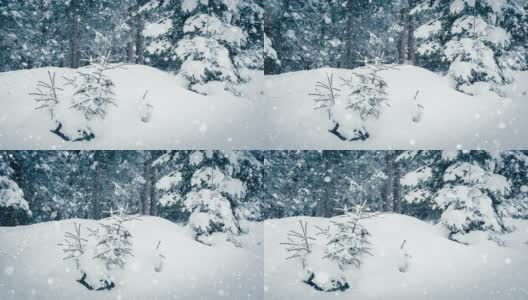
[323,202,373,270]
[415,0,528,95]
[399,150,511,242]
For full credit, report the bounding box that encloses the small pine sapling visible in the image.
[59,222,87,271]
[30,71,63,120]
[89,207,137,271]
[323,201,373,270]
[280,220,315,269]
[341,54,395,121]
[309,73,340,122]
[65,51,122,121]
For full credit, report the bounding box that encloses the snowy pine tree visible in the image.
[400,150,511,242]
[0,153,31,226]
[415,0,528,95]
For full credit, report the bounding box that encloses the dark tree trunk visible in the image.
[141,155,151,215]
[393,157,402,213]
[135,1,146,64]
[93,152,102,220]
[126,7,136,63]
[407,11,416,65]
[382,152,394,212]
[398,7,409,65]
[69,0,80,68]
[149,166,158,216]
[343,0,355,69]
[317,151,333,218]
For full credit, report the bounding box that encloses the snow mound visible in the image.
[265,214,528,299]
[0,216,263,299]
[263,65,528,150]
[0,65,264,149]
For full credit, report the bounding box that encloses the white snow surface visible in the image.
[265,214,528,299]
[0,217,263,299]
[263,66,528,150]
[0,65,264,149]
[2,65,528,149]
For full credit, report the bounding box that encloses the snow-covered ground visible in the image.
[0,217,263,300]
[263,66,528,150]
[0,65,265,149]
[264,214,528,300]
[2,65,528,150]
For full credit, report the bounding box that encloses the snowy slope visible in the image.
[263,66,528,150]
[264,214,528,300]
[0,65,265,149]
[0,217,263,300]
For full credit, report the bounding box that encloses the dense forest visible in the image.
[0,0,263,92]
[265,0,528,94]
[2,150,528,241]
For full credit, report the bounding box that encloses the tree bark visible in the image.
[317,151,333,218]
[407,11,416,65]
[393,157,402,213]
[141,156,151,215]
[398,7,409,65]
[126,7,136,63]
[93,152,102,220]
[135,1,146,64]
[69,0,80,68]
[343,0,355,69]
[149,166,158,216]
[382,152,394,212]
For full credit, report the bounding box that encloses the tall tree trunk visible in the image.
[382,152,394,212]
[93,152,102,220]
[135,1,146,64]
[69,0,80,68]
[393,157,402,213]
[126,7,136,63]
[343,0,355,69]
[407,11,416,65]
[398,7,409,65]
[141,156,151,215]
[317,151,333,218]
[149,166,158,216]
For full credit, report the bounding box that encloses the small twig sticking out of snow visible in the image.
[398,239,412,273]
[400,239,407,250]
[154,240,166,272]
[411,90,424,123]
[141,90,153,123]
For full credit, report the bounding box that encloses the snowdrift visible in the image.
[0,217,263,300]
[263,66,528,150]
[0,65,265,149]
[264,214,528,299]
